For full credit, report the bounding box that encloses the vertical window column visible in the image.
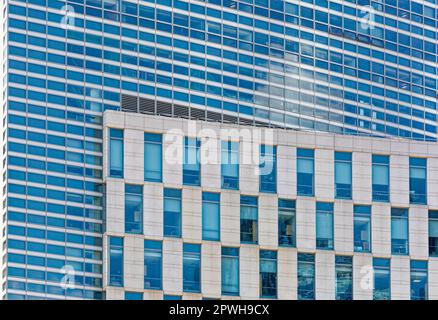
[297,253,315,300]
[411,260,428,300]
[109,128,123,178]
[125,184,143,234]
[108,236,123,287]
[259,144,277,193]
[144,132,162,182]
[297,148,314,196]
[428,210,438,257]
[221,141,239,190]
[221,247,239,296]
[183,137,201,186]
[316,202,334,250]
[240,195,258,244]
[278,199,296,247]
[259,250,277,299]
[409,157,427,204]
[372,155,390,202]
[353,205,372,253]
[183,243,201,293]
[163,188,182,238]
[334,151,352,199]
[144,240,162,290]
[373,258,390,300]
[202,192,220,241]
[391,208,409,255]
[335,256,353,300]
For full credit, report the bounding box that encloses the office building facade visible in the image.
[1,0,438,299]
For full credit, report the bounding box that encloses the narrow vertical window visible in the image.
[411,260,428,300]
[316,202,334,250]
[278,199,296,247]
[259,250,277,299]
[372,155,389,202]
[391,208,409,255]
[297,253,315,300]
[144,132,162,182]
[353,205,371,253]
[125,184,143,234]
[334,151,352,199]
[373,258,390,300]
[260,144,277,193]
[335,256,353,300]
[221,141,239,190]
[409,157,427,204]
[144,240,162,290]
[109,128,123,178]
[108,236,123,287]
[428,210,438,257]
[297,148,314,196]
[240,195,258,244]
[183,243,201,293]
[163,188,182,238]
[221,247,239,296]
[202,192,220,241]
[183,137,201,186]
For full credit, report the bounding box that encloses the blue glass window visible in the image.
[163,188,182,237]
[183,137,201,186]
[354,205,371,253]
[335,152,352,199]
[429,210,438,257]
[221,247,239,296]
[221,141,239,190]
[240,195,258,244]
[373,258,390,300]
[297,253,315,300]
[202,192,220,241]
[278,199,296,247]
[316,202,334,250]
[183,243,201,293]
[259,145,276,193]
[109,129,123,178]
[125,185,143,234]
[411,260,428,300]
[125,292,143,300]
[297,149,314,196]
[108,237,123,287]
[335,256,353,300]
[409,157,427,204]
[144,132,162,182]
[164,295,182,300]
[259,250,277,299]
[144,240,162,290]
[391,208,409,255]
[372,155,390,202]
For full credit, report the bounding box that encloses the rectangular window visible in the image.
[373,258,390,300]
[144,132,162,182]
[221,141,239,190]
[260,145,277,193]
[316,202,334,250]
[144,240,162,290]
[278,199,296,247]
[259,250,277,298]
[391,208,409,255]
[221,247,239,296]
[109,128,123,178]
[125,185,143,234]
[125,292,143,300]
[297,148,314,196]
[354,205,371,253]
[335,151,352,199]
[163,188,182,238]
[297,253,315,300]
[183,243,201,293]
[202,192,220,241]
[372,155,389,202]
[183,137,201,186]
[409,157,427,204]
[429,210,438,257]
[240,195,258,244]
[108,236,123,287]
[335,256,353,300]
[411,260,428,300]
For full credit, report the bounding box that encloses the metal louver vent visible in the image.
[121,95,138,113]
[139,97,155,114]
[174,104,189,119]
[206,110,222,122]
[156,101,172,116]
[190,108,206,121]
